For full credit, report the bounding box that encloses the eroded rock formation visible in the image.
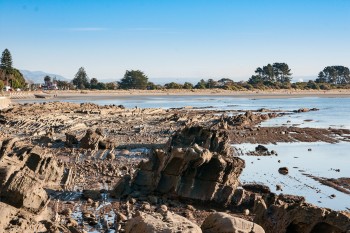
[201,212,265,233]
[253,194,350,233]
[0,138,64,213]
[125,211,202,233]
[115,126,245,205]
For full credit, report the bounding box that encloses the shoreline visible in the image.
[7,88,350,102]
[1,100,349,232]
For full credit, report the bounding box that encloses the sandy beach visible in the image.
[7,88,350,102]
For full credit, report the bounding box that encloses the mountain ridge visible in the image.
[19,69,70,83]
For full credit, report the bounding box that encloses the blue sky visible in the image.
[0,0,349,82]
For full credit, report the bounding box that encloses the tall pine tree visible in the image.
[1,49,13,69]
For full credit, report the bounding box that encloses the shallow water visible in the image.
[16,96,350,129]
[235,142,350,211]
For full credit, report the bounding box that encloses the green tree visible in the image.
[0,68,26,89]
[217,78,234,88]
[206,79,218,88]
[1,49,13,70]
[90,78,99,89]
[118,70,148,89]
[316,66,350,84]
[147,82,160,90]
[273,63,292,83]
[44,75,51,84]
[183,82,193,89]
[72,67,89,89]
[56,80,74,90]
[96,82,106,90]
[195,79,207,89]
[248,62,292,85]
[165,82,183,89]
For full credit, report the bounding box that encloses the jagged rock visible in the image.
[99,138,117,149]
[218,111,281,129]
[0,202,47,232]
[201,212,265,233]
[242,183,271,194]
[255,144,268,153]
[124,126,245,205]
[113,174,132,197]
[80,128,104,150]
[1,168,48,213]
[65,132,79,147]
[0,139,64,213]
[293,108,319,113]
[0,137,20,159]
[254,194,350,233]
[125,211,202,233]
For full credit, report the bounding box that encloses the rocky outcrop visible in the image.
[293,107,319,113]
[219,111,281,128]
[0,138,64,213]
[80,128,105,149]
[115,126,245,205]
[253,194,350,233]
[201,212,265,233]
[1,168,48,213]
[78,128,117,149]
[125,211,202,233]
[0,202,48,233]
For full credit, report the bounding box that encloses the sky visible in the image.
[0,0,349,82]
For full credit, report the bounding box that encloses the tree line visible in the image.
[1,48,350,91]
[0,49,26,90]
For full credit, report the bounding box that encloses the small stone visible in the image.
[129,198,137,204]
[67,218,78,227]
[117,212,128,222]
[158,205,168,213]
[142,203,151,211]
[278,167,289,175]
[186,205,195,211]
[61,208,72,216]
[276,184,283,191]
[243,209,250,216]
[92,201,99,208]
[120,149,130,156]
[106,152,115,160]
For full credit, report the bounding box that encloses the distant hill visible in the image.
[20,70,70,83]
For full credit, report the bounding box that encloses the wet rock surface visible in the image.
[0,102,349,232]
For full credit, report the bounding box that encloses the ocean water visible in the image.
[16,96,350,129]
[236,142,350,211]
